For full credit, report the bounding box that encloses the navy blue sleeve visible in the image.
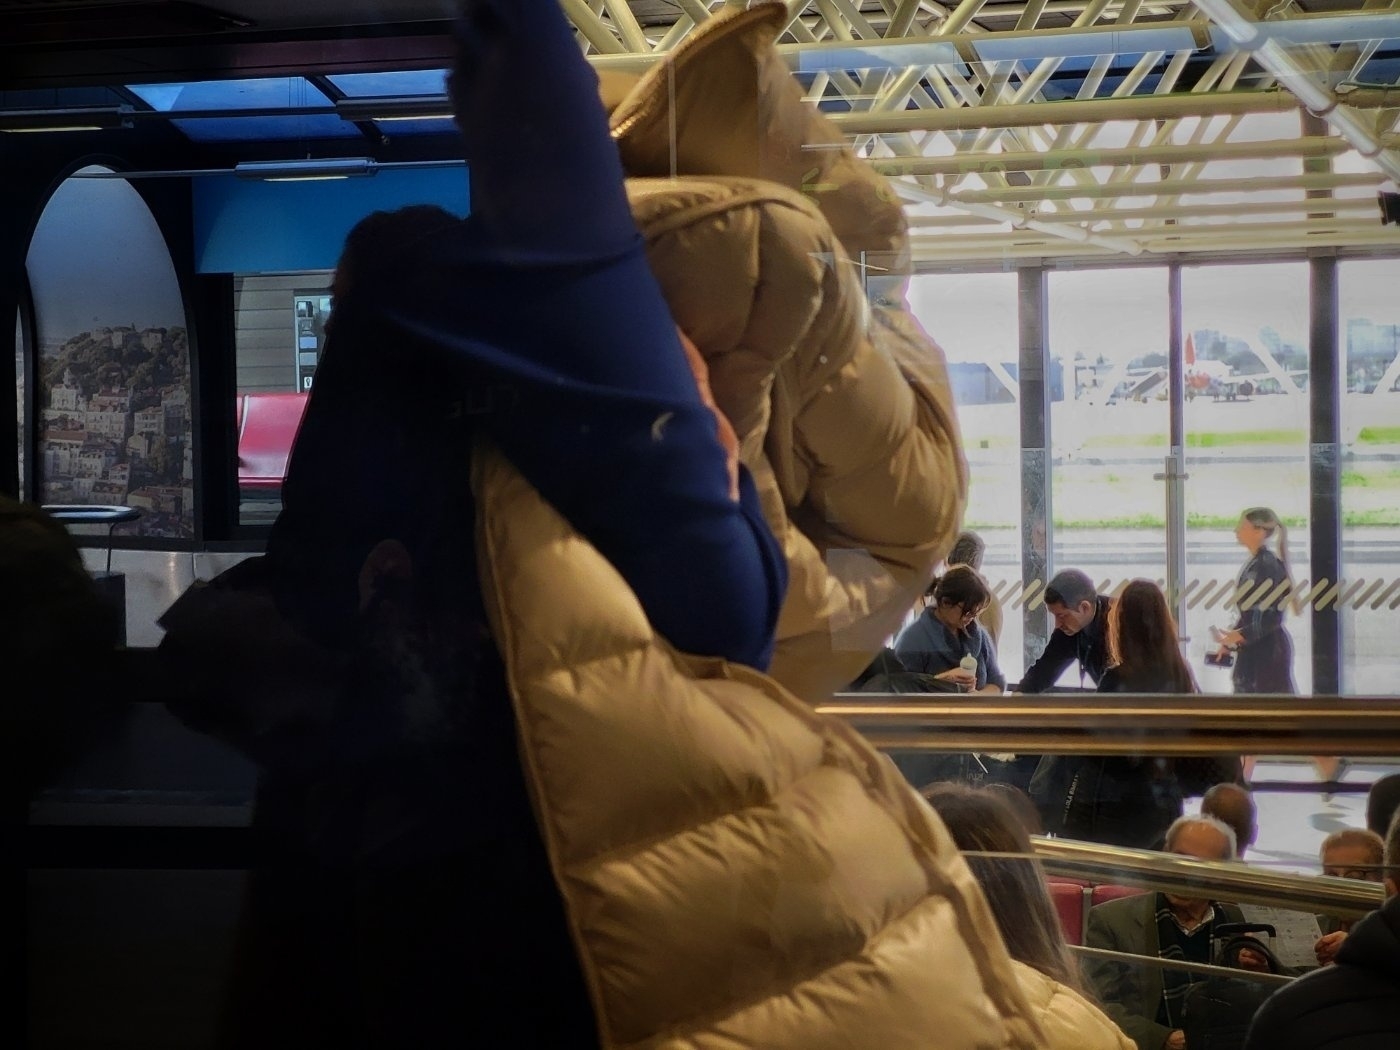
[354,0,787,670]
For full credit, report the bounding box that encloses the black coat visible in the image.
[1243,893,1400,1050]
[1018,595,1112,693]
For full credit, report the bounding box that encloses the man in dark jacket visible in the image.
[1243,813,1400,1050]
[1017,568,1112,693]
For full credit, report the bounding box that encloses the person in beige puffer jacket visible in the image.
[162,3,1048,1048]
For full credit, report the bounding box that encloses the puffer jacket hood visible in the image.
[610,3,967,701]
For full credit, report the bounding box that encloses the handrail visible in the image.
[818,693,1400,756]
[1028,837,1385,920]
[1070,945,1294,986]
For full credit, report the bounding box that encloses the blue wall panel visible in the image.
[194,166,469,273]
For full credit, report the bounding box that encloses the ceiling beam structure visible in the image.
[568,1,1400,263]
[2,0,1398,263]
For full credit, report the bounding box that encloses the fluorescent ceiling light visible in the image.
[335,96,453,123]
[973,25,1198,62]
[0,105,133,133]
[794,40,963,73]
[235,158,377,181]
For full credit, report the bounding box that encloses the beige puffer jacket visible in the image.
[467,5,1033,1048]
[475,446,1034,1049]
[610,2,967,703]
[1010,963,1135,1050]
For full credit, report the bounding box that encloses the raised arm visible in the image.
[361,0,786,669]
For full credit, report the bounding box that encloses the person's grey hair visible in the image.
[1044,569,1096,609]
[948,531,986,571]
[1164,814,1238,860]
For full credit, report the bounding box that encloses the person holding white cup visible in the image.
[895,565,1005,695]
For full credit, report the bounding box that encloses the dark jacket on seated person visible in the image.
[1243,893,1400,1050]
[1086,890,1247,1050]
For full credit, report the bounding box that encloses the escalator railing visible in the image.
[1029,837,1385,920]
[818,692,1400,756]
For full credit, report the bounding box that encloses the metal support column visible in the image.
[1161,264,1189,633]
[1018,266,1052,668]
[1310,256,1343,696]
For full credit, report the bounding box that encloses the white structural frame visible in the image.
[564,1,1400,264]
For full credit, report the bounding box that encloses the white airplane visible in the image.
[1184,332,1234,393]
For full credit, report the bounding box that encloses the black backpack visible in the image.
[1182,922,1286,1050]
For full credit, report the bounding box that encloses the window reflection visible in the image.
[908,271,1025,677]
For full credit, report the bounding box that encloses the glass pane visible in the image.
[908,272,1024,679]
[1182,262,1311,697]
[1339,259,1400,698]
[1048,267,1171,684]
[234,274,329,526]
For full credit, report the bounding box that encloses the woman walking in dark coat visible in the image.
[1214,506,1297,696]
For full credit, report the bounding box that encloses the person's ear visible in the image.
[358,539,414,613]
[1385,875,1397,899]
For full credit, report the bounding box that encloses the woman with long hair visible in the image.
[1030,580,1190,847]
[923,784,1132,1050]
[1103,579,1199,693]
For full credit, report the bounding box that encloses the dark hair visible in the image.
[1367,773,1400,838]
[331,205,462,307]
[926,564,990,614]
[1106,579,1198,693]
[1044,569,1095,609]
[1201,783,1256,854]
[0,497,121,795]
[947,531,986,571]
[982,782,1045,836]
[922,784,1081,991]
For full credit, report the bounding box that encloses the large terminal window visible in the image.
[1339,258,1400,696]
[908,271,1025,680]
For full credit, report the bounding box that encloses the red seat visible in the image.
[1090,883,1149,908]
[237,392,309,493]
[1047,879,1090,945]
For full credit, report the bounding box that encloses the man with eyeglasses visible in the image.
[1244,815,1400,1050]
[1312,828,1386,967]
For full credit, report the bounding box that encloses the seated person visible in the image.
[894,564,1005,694]
[0,496,122,804]
[1244,813,1400,1050]
[894,565,1015,788]
[1085,814,1265,1050]
[924,784,1132,1050]
[1313,827,1386,967]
